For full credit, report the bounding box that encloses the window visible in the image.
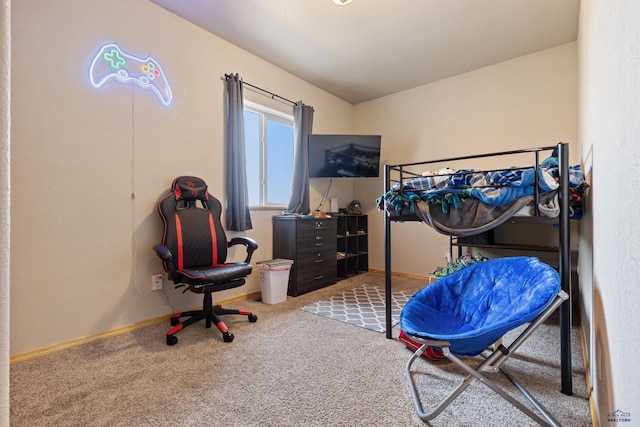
[244,101,294,207]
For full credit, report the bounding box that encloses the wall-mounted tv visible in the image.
[308,134,382,178]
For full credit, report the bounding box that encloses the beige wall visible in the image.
[353,42,578,277]
[1,1,11,423]
[9,0,355,355]
[578,1,640,424]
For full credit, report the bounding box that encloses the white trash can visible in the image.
[257,259,294,304]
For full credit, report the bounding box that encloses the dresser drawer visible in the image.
[294,253,338,294]
[296,250,336,270]
[295,268,337,293]
[296,236,336,255]
[296,218,335,234]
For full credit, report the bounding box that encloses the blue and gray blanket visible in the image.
[377,163,587,236]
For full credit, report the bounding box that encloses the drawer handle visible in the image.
[314,243,323,247]
[314,259,324,263]
[314,275,324,280]
[315,236,323,240]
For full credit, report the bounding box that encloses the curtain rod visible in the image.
[243,81,298,106]
[224,74,298,106]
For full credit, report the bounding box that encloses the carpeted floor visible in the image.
[10,272,592,426]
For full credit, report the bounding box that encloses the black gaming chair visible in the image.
[153,176,258,346]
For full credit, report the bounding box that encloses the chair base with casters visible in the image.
[400,256,568,426]
[165,286,257,346]
[154,245,258,345]
[153,176,259,346]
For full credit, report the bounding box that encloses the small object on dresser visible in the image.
[348,200,362,215]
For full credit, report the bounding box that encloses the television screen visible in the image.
[308,134,382,178]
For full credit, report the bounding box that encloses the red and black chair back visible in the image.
[158,177,229,278]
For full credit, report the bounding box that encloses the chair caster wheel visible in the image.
[167,335,178,346]
[170,317,180,326]
[248,314,257,322]
[223,332,234,343]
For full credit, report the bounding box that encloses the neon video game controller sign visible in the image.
[89,43,173,107]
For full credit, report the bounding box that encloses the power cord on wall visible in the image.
[127,85,176,312]
[314,178,333,212]
[130,85,151,297]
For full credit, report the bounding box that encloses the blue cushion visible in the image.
[400,257,560,356]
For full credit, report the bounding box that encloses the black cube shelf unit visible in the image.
[336,214,368,278]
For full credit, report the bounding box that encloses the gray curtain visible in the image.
[224,73,252,231]
[285,102,314,215]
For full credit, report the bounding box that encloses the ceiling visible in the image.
[150,0,580,104]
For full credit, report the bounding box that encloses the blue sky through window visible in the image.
[244,108,294,206]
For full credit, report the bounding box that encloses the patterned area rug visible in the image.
[300,283,411,333]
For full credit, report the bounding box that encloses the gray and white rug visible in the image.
[300,283,411,333]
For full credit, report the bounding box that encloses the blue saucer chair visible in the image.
[401,256,568,426]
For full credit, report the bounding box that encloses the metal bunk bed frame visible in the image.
[383,142,573,395]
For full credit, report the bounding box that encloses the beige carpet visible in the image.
[10,272,592,426]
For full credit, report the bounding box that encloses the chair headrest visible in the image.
[172,176,209,202]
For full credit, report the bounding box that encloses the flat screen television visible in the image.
[308,134,382,178]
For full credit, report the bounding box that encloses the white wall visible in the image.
[10,0,355,356]
[579,1,640,424]
[1,1,11,423]
[353,43,578,277]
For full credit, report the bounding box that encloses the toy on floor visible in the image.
[430,253,488,280]
[399,330,445,360]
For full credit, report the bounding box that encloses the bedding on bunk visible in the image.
[377,152,587,236]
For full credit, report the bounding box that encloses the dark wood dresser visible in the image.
[272,216,337,296]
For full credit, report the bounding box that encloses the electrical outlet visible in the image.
[151,274,163,291]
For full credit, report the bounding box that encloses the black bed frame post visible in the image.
[384,164,393,339]
[558,142,573,395]
[534,151,540,216]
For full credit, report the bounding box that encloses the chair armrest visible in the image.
[228,237,258,263]
[153,244,172,261]
[153,244,178,283]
